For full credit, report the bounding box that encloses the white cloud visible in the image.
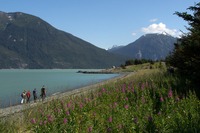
[149,18,158,22]
[141,22,182,37]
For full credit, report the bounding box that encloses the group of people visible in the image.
[21,85,46,104]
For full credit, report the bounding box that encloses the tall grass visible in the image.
[25,69,200,132]
[1,68,200,132]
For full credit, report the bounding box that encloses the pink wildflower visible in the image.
[168,89,173,98]
[158,111,161,115]
[30,118,36,124]
[67,102,71,108]
[122,88,126,93]
[88,126,93,132]
[63,118,68,124]
[43,120,47,125]
[108,116,112,122]
[66,110,70,115]
[84,98,88,103]
[160,96,164,102]
[128,85,132,90]
[124,105,129,109]
[102,88,106,92]
[132,88,135,93]
[79,103,83,109]
[47,115,53,122]
[141,83,145,90]
[114,102,117,108]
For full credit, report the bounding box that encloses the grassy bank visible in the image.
[0,63,200,132]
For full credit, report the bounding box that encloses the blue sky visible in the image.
[0,0,198,49]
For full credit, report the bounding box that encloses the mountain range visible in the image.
[0,11,125,69]
[108,33,177,60]
[0,11,177,69]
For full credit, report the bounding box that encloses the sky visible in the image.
[0,0,198,49]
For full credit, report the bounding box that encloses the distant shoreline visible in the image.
[0,72,132,118]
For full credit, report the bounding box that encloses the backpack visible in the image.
[41,87,45,94]
[21,93,24,98]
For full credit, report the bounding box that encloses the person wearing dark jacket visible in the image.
[41,85,46,101]
[33,88,37,102]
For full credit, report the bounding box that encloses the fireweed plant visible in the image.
[23,70,200,132]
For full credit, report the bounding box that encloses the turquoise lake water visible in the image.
[0,69,119,108]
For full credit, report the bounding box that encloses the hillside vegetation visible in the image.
[0,63,199,133]
[0,11,125,69]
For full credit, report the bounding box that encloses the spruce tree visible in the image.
[167,2,200,95]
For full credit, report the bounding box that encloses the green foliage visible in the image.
[0,117,22,133]
[125,59,134,66]
[125,59,155,66]
[23,70,199,132]
[166,2,200,97]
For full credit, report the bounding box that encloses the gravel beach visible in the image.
[0,72,133,118]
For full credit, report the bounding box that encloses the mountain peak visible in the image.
[108,33,177,60]
[0,11,125,69]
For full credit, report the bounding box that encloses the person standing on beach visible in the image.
[26,90,31,103]
[33,88,37,102]
[41,85,46,101]
[21,90,26,104]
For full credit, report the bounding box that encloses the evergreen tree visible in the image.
[167,2,200,95]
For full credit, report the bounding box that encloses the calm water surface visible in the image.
[0,69,119,108]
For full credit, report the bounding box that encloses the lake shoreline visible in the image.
[0,69,119,109]
[0,72,133,118]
